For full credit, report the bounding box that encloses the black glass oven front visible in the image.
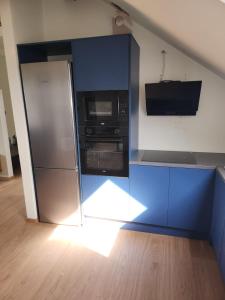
[80,137,128,177]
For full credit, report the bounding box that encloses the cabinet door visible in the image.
[220,226,225,282]
[72,35,130,91]
[168,168,215,232]
[81,175,139,222]
[211,173,225,261]
[129,165,170,226]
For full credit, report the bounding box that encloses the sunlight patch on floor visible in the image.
[48,218,125,257]
[49,179,147,257]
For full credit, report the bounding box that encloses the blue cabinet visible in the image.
[81,175,135,222]
[81,165,216,238]
[211,173,225,260]
[129,165,170,226]
[72,35,130,91]
[220,227,225,282]
[211,171,225,284]
[168,168,215,233]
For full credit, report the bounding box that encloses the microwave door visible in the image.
[87,99,113,119]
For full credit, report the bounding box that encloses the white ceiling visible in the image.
[109,0,225,78]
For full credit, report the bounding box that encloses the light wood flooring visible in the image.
[0,176,225,300]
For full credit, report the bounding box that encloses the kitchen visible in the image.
[18,32,225,281]
[1,0,225,299]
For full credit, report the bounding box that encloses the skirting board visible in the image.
[0,176,14,181]
[26,218,39,223]
[84,216,209,240]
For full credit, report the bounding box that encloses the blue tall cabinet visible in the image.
[72,34,140,160]
[72,34,140,221]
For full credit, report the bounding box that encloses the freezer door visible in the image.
[34,168,81,225]
[21,61,77,169]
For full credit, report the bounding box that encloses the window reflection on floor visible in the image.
[49,179,147,257]
[49,218,125,257]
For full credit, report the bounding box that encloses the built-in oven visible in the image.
[80,136,128,177]
[77,90,129,126]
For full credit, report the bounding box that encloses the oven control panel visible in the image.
[119,101,129,121]
[82,126,128,137]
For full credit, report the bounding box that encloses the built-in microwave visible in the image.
[77,90,129,125]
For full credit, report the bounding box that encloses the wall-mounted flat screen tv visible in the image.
[145,80,202,116]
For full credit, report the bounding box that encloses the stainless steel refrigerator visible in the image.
[21,61,81,225]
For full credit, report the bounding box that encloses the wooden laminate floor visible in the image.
[0,176,225,300]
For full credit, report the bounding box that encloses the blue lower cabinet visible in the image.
[81,175,133,222]
[129,165,169,226]
[211,172,225,261]
[220,227,225,282]
[168,168,215,233]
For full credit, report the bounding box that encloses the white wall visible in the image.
[0,37,16,138]
[41,0,225,153]
[10,0,44,43]
[135,23,225,152]
[0,0,43,219]
[42,0,114,40]
[0,90,13,177]
[113,0,225,78]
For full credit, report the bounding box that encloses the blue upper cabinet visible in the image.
[129,165,170,226]
[168,168,215,233]
[211,172,225,261]
[72,35,130,91]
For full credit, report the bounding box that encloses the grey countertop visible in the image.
[217,167,225,183]
[130,149,225,170]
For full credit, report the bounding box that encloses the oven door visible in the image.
[80,137,128,177]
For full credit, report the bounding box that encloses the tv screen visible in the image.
[145,81,202,116]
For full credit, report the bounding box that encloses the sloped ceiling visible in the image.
[109,0,225,79]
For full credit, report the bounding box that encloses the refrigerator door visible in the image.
[34,168,81,225]
[21,61,77,169]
